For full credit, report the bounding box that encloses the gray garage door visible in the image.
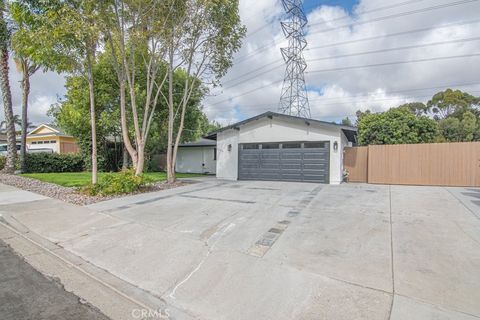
[238,141,330,183]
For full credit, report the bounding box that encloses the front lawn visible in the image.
[21,172,205,188]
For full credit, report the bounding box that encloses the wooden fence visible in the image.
[344,142,480,187]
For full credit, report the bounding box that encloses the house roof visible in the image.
[204,111,358,143]
[28,124,73,138]
[179,138,217,147]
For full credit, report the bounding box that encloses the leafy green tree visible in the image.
[12,0,102,183]
[341,117,353,126]
[358,107,438,145]
[10,2,42,172]
[398,102,428,116]
[0,0,16,173]
[438,117,461,142]
[460,111,477,142]
[164,0,246,183]
[427,89,480,120]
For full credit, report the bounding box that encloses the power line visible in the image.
[309,89,480,118]
[222,37,480,89]
[233,0,480,63]
[308,0,480,33]
[308,37,480,62]
[308,53,480,74]
[306,18,480,51]
[232,82,480,108]
[210,50,480,105]
[225,20,480,85]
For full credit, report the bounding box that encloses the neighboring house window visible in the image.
[214,148,217,160]
[50,140,56,144]
[37,141,43,144]
[31,141,37,145]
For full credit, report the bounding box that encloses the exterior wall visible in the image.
[176,146,217,174]
[217,129,240,180]
[59,136,80,154]
[216,117,345,184]
[27,136,80,154]
[27,136,60,153]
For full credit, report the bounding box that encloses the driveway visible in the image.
[1,180,479,319]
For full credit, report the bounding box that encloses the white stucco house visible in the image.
[176,138,217,174]
[178,112,357,184]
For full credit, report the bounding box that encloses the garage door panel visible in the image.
[239,142,330,183]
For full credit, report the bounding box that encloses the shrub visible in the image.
[82,169,151,196]
[25,153,85,173]
[0,156,5,171]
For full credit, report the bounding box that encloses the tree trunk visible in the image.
[122,145,129,170]
[118,78,138,170]
[20,62,30,173]
[166,52,175,183]
[0,49,16,174]
[87,54,97,185]
[135,142,144,176]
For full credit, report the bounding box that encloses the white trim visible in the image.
[29,124,60,135]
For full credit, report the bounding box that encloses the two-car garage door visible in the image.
[238,141,330,183]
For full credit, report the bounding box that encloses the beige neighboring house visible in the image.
[27,124,80,154]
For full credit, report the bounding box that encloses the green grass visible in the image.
[21,172,205,188]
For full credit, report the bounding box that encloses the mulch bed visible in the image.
[0,173,188,206]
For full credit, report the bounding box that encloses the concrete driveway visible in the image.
[1,180,479,320]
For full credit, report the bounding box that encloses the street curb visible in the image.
[0,221,192,320]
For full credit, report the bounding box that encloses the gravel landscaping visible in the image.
[0,173,188,206]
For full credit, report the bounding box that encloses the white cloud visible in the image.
[0,57,65,125]
[1,0,480,127]
[205,0,480,124]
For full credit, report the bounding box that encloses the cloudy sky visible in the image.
[2,0,480,126]
[204,0,480,124]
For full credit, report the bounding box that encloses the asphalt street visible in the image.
[0,239,109,320]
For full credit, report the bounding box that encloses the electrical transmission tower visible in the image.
[278,0,311,118]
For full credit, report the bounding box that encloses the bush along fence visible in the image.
[344,141,480,187]
[24,153,85,173]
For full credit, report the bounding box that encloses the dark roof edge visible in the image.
[204,111,357,138]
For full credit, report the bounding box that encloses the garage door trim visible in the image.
[238,141,330,183]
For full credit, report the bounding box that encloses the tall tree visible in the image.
[357,107,438,146]
[164,0,245,183]
[103,0,172,175]
[14,57,39,172]
[427,89,480,120]
[10,2,41,172]
[0,0,16,173]
[12,0,101,183]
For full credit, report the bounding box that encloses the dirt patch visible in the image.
[0,174,189,206]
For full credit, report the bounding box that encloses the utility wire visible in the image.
[234,82,480,108]
[225,20,480,84]
[307,53,480,74]
[306,18,480,51]
[209,53,480,105]
[308,0,480,32]
[223,37,480,88]
[233,0,480,63]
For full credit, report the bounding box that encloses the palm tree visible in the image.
[15,56,40,172]
[0,1,16,173]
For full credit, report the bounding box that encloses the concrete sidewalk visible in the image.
[1,180,479,320]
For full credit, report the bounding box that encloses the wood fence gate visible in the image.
[344,142,480,187]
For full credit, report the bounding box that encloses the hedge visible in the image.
[25,153,85,173]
